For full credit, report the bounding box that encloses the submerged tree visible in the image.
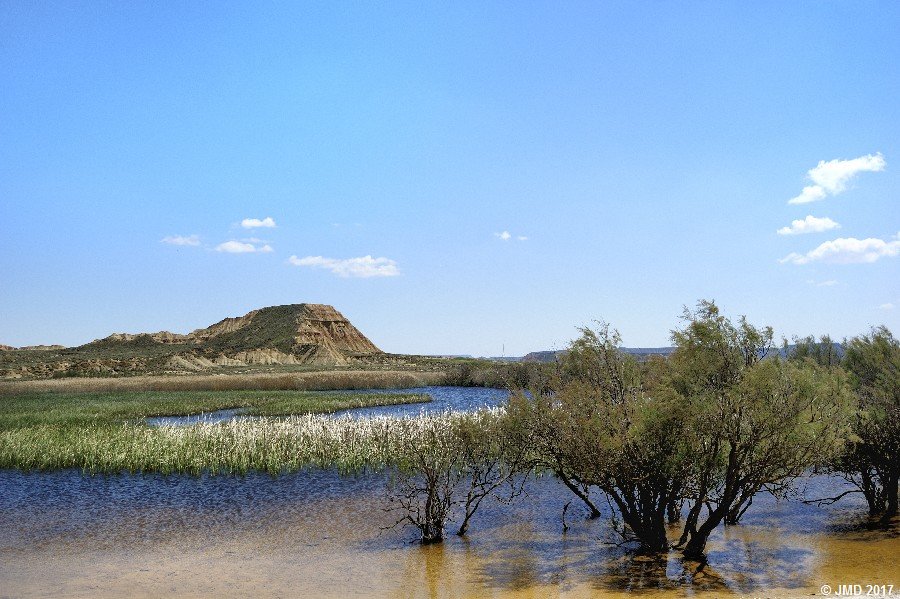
[386,410,528,543]
[509,302,855,558]
[386,416,459,544]
[838,326,900,518]
[668,301,854,558]
[509,323,693,553]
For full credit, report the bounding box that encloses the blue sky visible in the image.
[1,2,898,356]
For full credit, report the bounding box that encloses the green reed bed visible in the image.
[0,409,501,475]
[0,389,430,427]
[0,369,447,394]
[0,389,432,471]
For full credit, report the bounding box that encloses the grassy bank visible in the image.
[0,389,431,428]
[0,389,433,471]
[0,410,503,475]
[0,369,447,395]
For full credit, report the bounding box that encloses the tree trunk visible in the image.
[559,473,601,519]
[861,469,886,515]
[641,518,670,554]
[667,499,682,525]
[725,492,753,525]
[420,483,445,544]
[884,471,898,518]
[683,519,717,559]
[608,490,670,554]
[683,504,728,559]
[421,522,443,544]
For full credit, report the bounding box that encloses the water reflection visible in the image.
[0,468,897,598]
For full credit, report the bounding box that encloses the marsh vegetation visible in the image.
[1,300,897,582]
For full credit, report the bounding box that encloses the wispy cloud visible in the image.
[288,255,399,278]
[241,217,276,229]
[495,231,528,241]
[777,215,840,236]
[161,235,200,246]
[216,240,274,253]
[780,233,900,265]
[807,279,839,287]
[879,303,895,310]
[788,153,885,204]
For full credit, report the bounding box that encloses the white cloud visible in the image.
[161,235,200,246]
[817,280,838,287]
[809,153,885,194]
[788,153,885,205]
[779,233,900,265]
[879,303,895,310]
[495,231,528,241]
[241,217,276,228]
[288,255,399,278]
[216,240,274,253]
[777,215,841,236]
[788,186,827,205]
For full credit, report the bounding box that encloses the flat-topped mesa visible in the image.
[18,303,384,378]
[186,303,382,363]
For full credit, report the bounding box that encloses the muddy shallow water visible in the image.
[2,387,898,598]
[1,468,897,598]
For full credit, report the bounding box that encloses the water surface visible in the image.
[2,386,898,598]
[146,386,509,426]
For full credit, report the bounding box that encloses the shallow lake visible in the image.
[145,385,510,426]
[2,386,898,598]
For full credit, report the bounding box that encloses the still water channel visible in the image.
[2,387,898,598]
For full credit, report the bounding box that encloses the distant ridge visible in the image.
[1,304,384,378]
[520,347,676,363]
[77,303,383,366]
[517,343,842,363]
[0,344,67,352]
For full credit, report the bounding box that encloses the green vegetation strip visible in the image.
[0,408,490,476]
[0,390,432,471]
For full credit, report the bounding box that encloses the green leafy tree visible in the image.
[509,323,693,553]
[788,334,842,367]
[668,301,854,558]
[840,326,900,518]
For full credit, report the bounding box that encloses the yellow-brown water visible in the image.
[1,469,897,598]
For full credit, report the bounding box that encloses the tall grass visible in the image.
[0,389,431,430]
[0,410,505,475]
[0,369,447,395]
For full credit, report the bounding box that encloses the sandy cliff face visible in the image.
[292,304,381,355]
